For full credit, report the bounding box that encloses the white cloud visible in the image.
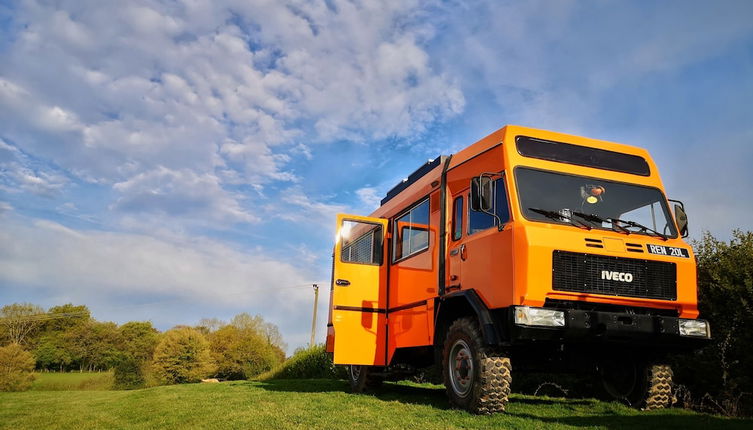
[0,201,12,214]
[278,186,347,226]
[0,215,320,345]
[111,166,257,224]
[432,0,753,136]
[0,139,68,197]
[356,187,382,211]
[0,0,463,229]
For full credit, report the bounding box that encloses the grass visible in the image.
[1,378,751,429]
[30,372,114,391]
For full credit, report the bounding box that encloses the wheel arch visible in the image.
[434,290,503,348]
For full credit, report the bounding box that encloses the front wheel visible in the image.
[597,359,673,410]
[442,318,512,414]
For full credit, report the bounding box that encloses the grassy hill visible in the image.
[1,375,750,429]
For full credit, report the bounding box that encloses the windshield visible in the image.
[515,167,678,238]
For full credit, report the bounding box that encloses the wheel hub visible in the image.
[449,339,474,397]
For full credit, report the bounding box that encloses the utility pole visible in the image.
[309,284,319,348]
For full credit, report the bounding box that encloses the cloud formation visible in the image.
[0,0,462,224]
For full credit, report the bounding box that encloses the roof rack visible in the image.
[380,156,445,206]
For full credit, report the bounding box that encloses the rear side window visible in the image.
[393,199,430,261]
[469,179,510,235]
[452,197,463,241]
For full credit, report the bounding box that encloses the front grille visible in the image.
[552,251,677,301]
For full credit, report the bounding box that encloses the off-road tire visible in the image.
[348,365,381,393]
[442,317,511,414]
[643,364,673,410]
[598,360,673,410]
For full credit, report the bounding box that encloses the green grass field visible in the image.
[30,372,114,391]
[2,375,750,429]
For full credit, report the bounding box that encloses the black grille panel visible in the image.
[552,251,677,301]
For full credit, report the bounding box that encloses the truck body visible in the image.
[326,125,709,413]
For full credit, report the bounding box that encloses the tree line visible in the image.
[0,304,287,390]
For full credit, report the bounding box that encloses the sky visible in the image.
[1,0,752,352]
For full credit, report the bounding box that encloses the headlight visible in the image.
[514,306,565,327]
[679,319,710,338]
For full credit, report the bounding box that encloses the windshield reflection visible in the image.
[515,167,678,238]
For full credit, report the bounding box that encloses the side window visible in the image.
[340,220,383,265]
[452,196,463,241]
[469,178,510,235]
[393,199,430,261]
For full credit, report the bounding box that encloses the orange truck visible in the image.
[325,125,710,414]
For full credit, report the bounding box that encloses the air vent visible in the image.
[626,243,644,253]
[585,238,603,249]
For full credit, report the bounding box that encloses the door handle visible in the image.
[335,279,351,286]
[460,244,467,261]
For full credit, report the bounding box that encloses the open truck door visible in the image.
[331,214,388,366]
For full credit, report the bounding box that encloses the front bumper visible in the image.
[508,307,710,350]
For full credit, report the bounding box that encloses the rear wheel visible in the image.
[597,359,673,410]
[442,318,511,414]
[348,365,382,392]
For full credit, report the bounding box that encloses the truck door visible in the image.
[332,214,388,366]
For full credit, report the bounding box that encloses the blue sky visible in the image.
[1,0,752,351]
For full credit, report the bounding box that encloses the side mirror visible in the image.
[471,176,493,212]
[674,203,689,238]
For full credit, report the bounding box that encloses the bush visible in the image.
[151,327,215,384]
[263,344,345,380]
[0,343,36,392]
[114,356,146,389]
[671,230,753,416]
[209,325,281,380]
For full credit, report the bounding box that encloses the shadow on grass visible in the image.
[512,396,592,406]
[254,379,752,428]
[253,378,349,393]
[254,379,449,409]
[509,412,752,429]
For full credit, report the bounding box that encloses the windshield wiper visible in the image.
[610,217,669,241]
[529,208,591,230]
[571,211,631,235]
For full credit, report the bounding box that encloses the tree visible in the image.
[196,318,225,335]
[32,304,90,371]
[40,304,90,333]
[0,343,36,391]
[66,321,121,371]
[118,321,159,362]
[34,334,73,371]
[113,356,146,390]
[208,325,281,380]
[672,230,753,414]
[0,303,45,346]
[229,313,287,353]
[151,327,215,384]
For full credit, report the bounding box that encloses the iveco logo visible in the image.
[601,270,634,283]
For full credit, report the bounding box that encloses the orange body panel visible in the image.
[327,125,700,367]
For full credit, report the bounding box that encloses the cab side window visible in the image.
[469,178,510,235]
[452,196,463,241]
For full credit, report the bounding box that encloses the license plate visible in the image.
[646,244,690,258]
